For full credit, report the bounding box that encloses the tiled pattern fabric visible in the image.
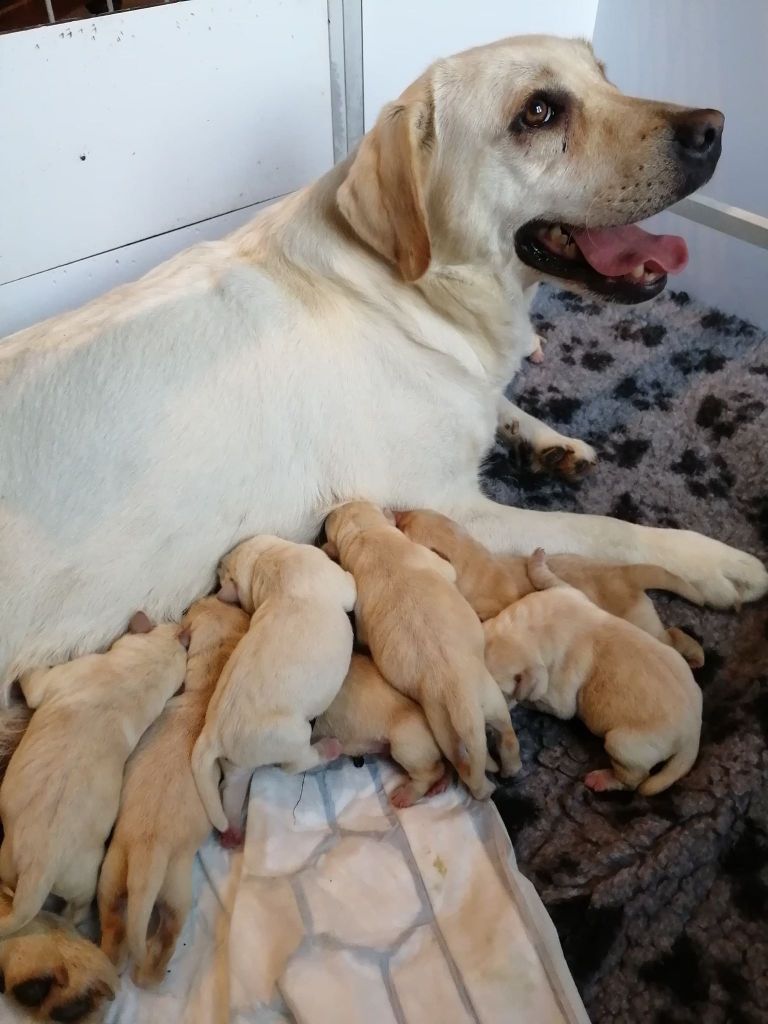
[106,760,588,1023]
[486,286,768,1024]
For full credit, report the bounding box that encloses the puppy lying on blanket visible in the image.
[0,616,188,936]
[192,537,356,835]
[312,653,448,808]
[98,597,249,988]
[0,890,117,1024]
[397,509,704,666]
[484,550,702,795]
[324,502,520,801]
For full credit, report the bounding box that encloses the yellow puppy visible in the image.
[325,502,520,801]
[397,508,704,666]
[483,550,702,795]
[192,536,356,834]
[98,597,249,988]
[312,653,447,807]
[0,617,188,937]
[0,890,117,1023]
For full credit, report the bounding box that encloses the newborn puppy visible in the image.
[98,597,249,988]
[0,615,188,936]
[0,890,118,1023]
[483,550,702,795]
[324,502,520,801]
[312,653,447,808]
[192,536,356,834]
[397,508,704,667]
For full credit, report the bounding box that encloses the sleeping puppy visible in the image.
[396,508,704,667]
[0,890,118,1023]
[191,536,356,835]
[312,653,447,808]
[0,615,188,937]
[324,501,520,801]
[98,597,249,988]
[483,550,702,795]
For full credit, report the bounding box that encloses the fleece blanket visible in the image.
[486,286,768,1024]
[106,759,589,1024]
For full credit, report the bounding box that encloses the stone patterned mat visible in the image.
[106,759,589,1024]
[485,286,768,1024]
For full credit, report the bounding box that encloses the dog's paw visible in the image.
[584,769,624,792]
[218,827,245,850]
[536,436,597,479]
[390,784,419,809]
[654,531,768,609]
[527,335,545,364]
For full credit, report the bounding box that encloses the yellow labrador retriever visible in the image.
[1,36,763,736]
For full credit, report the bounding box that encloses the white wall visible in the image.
[362,0,600,127]
[0,0,333,336]
[593,0,768,328]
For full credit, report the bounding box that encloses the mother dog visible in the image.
[1,35,765,700]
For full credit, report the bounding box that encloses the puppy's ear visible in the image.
[322,541,340,563]
[217,580,239,605]
[177,627,191,650]
[128,611,153,634]
[337,76,434,282]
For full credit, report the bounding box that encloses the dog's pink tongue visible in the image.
[571,225,688,276]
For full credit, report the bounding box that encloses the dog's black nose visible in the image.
[673,108,724,160]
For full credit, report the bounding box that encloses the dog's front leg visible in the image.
[445,495,767,609]
[497,396,596,478]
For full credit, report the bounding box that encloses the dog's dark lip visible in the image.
[514,219,668,304]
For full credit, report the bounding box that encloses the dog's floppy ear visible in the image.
[217,580,239,605]
[337,76,434,282]
[322,540,340,563]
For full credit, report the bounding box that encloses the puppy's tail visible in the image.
[126,847,169,970]
[638,734,700,796]
[0,859,54,937]
[526,549,569,591]
[620,565,705,606]
[191,732,228,833]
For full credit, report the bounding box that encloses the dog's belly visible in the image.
[0,264,494,692]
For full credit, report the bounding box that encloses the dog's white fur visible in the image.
[0,623,187,936]
[191,537,356,833]
[1,35,765,705]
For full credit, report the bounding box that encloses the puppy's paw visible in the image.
[470,778,496,801]
[536,436,597,479]
[584,769,624,792]
[667,627,705,669]
[314,738,342,763]
[425,770,451,798]
[390,784,420,809]
[527,334,545,364]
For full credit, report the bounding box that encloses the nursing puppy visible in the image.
[312,653,447,808]
[191,536,356,834]
[483,550,702,795]
[98,597,248,988]
[324,502,520,801]
[0,616,188,937]
[0,890,118,1023]
[397,509,704,667]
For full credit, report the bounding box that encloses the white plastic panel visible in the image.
[361,0,600,128]
[0,0,333,285]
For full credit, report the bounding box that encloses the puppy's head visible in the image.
[394,509,466,561]
[324,501,393,549]
[338,34,721,304]
[218,535,287,613]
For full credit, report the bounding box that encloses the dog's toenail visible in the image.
[12,975,54,1006]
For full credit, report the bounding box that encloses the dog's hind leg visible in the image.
[98,843,128,967]
[134,854,193,988]
[478,674,521,778]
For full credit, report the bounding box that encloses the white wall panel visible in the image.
[0,0,333,285]
[361,0,600,128]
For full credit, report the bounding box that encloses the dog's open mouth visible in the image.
[514,220,689,303]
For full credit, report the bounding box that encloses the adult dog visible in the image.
[1,35,765,704]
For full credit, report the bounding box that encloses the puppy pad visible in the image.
[106,760,589,1024]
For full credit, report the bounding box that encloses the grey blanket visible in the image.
[485,286,768,1024]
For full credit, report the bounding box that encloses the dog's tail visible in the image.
[0,857,55,937]
[618,565,705,606]
[423,683,491,800]
[638,733,700,796]
[125,846,169,970]
[190,732,227,833]
[526,548,569,591]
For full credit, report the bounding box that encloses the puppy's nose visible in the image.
[673,108,724,160]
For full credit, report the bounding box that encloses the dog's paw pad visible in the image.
[218,827,244,849]
[584,769,621,792]
[539,442,596,478]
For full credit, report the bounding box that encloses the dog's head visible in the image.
[338,34,722,303]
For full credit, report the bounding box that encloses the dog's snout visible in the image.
[672,108,724,160]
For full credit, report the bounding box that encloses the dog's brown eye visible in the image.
[521,96,554,128]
